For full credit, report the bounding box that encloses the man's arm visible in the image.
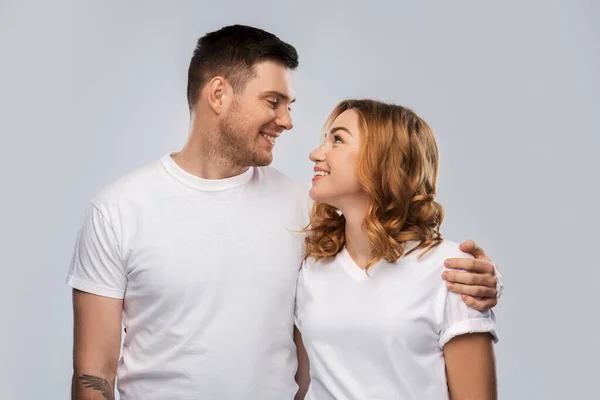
[444,333,497,400]
[442,240,503,311]
[72,289,123,400]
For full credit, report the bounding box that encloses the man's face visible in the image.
[217,61,296,167]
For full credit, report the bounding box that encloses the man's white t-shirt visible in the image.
[67,153,310,399]
[295,240,498,400]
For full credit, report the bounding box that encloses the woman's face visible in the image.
[308,109,364,208]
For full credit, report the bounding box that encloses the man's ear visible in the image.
[206,76,232,115]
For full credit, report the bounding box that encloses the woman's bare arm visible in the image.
[294,326,310,400]
[444,332,497,400]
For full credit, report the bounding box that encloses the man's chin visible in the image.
[250,152,273,167]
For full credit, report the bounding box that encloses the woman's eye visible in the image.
[333,135,342,143]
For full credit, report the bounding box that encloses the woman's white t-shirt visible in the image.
[295,240,498,400]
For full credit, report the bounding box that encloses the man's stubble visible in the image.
[216,101,273,168]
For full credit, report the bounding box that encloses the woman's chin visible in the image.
[309,190,340,209]
[308,188,319,201]
[308,187,329,203]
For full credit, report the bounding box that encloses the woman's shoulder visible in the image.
[425,239,473,260]
[398,239,473,272]
[301,253,340,269]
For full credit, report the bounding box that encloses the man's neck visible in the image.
[174,132,249,180]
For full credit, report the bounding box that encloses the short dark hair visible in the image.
[186,25,299,110]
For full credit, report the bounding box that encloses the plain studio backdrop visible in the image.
[1,0,598,399]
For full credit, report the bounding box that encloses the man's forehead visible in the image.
[251,61,296,100]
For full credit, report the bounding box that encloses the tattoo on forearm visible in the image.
[77,374,114,400]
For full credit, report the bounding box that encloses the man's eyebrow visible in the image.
[263,90,296,104]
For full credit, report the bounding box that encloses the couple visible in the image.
[68,25,501,399]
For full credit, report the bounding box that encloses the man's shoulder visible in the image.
[255,166,309,193]
[254,167,312,224]
[91,157,164,210]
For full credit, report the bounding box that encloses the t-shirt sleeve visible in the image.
[438,254,499,349]
[66,203,127,299]
[294,266,303,328]
[493,263,504,298]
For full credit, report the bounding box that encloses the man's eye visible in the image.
[268,100,279,108]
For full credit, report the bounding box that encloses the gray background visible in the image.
[1,0,599,399]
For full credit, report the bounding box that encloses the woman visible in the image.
[294,99,498,399]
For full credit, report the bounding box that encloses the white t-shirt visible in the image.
[67,153,310,399]
[295,240,498,400]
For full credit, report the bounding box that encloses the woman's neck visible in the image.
[341,200,371,269]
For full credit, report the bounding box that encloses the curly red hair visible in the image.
[304,99,444,270]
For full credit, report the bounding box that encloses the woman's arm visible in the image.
[443,332,497,400]
[294,326,310,400]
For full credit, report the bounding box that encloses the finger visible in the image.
[446,282,497,299]
[461,295,497,312]
[442,271,497,288]
[444,258,495,275]
[459,240,490,261]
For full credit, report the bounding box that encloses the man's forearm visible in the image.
[71,371,115,400]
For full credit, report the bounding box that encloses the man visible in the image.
[68,25,503,399]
